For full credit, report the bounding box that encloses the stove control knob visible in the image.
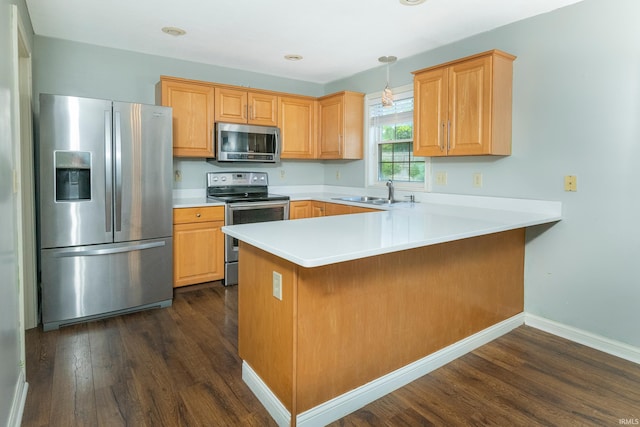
[221,176,227,181]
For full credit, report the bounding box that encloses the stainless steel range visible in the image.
[207,172,289,286]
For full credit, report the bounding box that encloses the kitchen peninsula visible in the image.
[222,194,561,427]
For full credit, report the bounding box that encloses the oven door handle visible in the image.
[227,200,290,210]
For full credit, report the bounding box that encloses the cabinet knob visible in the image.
[196,213,201,217]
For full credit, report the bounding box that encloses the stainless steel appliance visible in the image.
[214,122,280,163]
[207,172,289,285]
[38,94,174,331]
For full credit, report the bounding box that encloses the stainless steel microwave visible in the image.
[215,122,280,163]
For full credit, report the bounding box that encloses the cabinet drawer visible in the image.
[173,206,224,224]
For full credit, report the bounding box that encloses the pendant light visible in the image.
[378,56,397,107]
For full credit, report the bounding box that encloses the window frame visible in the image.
[365,84,430,192]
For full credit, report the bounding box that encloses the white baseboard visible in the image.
[242,313,524,427]
[525,313,640,365]
[242,363,291,427]
[8,371,28,427]
[243,314,640,426]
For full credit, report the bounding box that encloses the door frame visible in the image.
[12,5,37,333]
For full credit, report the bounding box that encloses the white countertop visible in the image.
[218,189,562,268]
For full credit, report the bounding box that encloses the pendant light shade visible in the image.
[378,56,397,107]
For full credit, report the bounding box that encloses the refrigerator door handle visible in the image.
[114,110,123,232]
[104,110,113,233]
[52,240,166,257]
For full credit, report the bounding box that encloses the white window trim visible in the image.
[365,84,430,192]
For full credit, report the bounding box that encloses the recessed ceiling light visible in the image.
[399,0,426,5]
[284,54,303,61]
[161,27,186,36]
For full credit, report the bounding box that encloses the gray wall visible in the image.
[33,37,325,103]
[30,0,640,349]
[33,37,330,188]
[0,0,32,424]
[332,0,640,347]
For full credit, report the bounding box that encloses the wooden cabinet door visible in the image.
[249,92,278,126]
[412,50,514,157]
[215,88,278,126]
[318,92,364,159]
[311,201,325,217]
[279,96,316,159]
[413,67,448,157]
[318,95,343,159]
[324,202,352,216]
[173,221,224,287]
[289,201,312,219]
[173,207,225,287]
[215,87,247,124]
[160,78,214,157]
[447,55,492,156]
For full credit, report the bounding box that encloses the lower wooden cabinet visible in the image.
[290,201,379,219]
[289,201,312,219]
[324,202,352,216]
[311,201,326,217]
[173,206,224,287]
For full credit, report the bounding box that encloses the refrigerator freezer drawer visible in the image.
[41,237,173,330]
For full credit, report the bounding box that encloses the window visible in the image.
[367,85,427,189]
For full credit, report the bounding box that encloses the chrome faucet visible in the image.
[386,180,394,202]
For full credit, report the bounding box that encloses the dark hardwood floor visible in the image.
[23,283,640,426]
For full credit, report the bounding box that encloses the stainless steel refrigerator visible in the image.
[38,94,174,331]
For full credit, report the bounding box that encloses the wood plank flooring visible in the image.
[23,283,640,426]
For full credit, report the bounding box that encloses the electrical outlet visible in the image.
[273,271,283,300]
[564,175,577,192]
[472,173,483,188]
[280,169,286,179]
[174,170,182,182]
[435,171,447,185]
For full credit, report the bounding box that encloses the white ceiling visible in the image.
[26,0,584,84]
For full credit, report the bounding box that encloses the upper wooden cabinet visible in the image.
[215,87,278,126]
[158,76,364,160]
[278,95,317,159]
[157,76,215,157]
[412,50,516,157]
[318,91,365,159]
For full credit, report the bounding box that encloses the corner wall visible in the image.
[328,0,640,348]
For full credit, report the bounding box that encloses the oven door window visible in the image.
[227,204,289,250]
[230,206,286,225]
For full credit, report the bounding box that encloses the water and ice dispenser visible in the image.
[54,151,91,201]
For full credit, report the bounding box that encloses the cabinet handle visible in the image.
[196,213,201,218]
[440,121,445,151]
[447,120,451,152]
